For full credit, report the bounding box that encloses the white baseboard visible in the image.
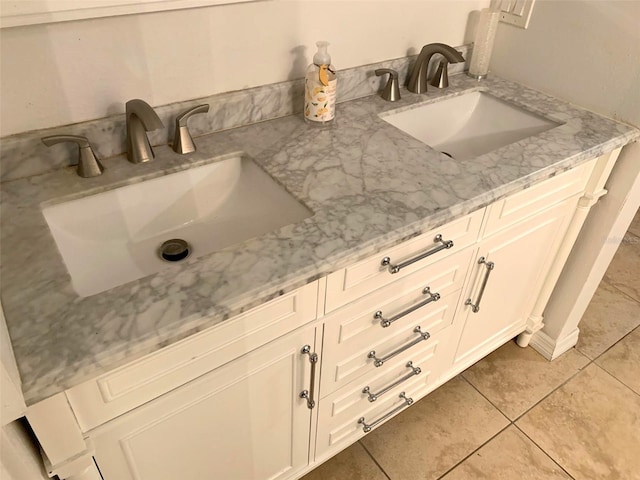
[530,328,580,360]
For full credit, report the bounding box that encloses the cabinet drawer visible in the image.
[66,281,319,432]
[320,243,471,396]
[482,159,595,238]
[325,209,484,312]
[316,327,450,459]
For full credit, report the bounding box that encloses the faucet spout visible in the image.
[126,99,164,164]
[407,43,465,94]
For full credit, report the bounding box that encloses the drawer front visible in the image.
[320,245,472,396]
[316,327,451,459]
[325,209,484,312]
[482,159,595,238]
[66,281,319,432]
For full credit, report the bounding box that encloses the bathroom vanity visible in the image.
[1,73,637,480]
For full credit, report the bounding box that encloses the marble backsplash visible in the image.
[0,45,470,182]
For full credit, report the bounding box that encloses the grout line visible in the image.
[460,346,593,424]
[514,424,576,480]
[601,276,640,306]
[434,423,512,480]
[358,440,392,480]
[588,323,640,362]
[589,362,640,398]
[460,374,513,422]
[510,358,594,423]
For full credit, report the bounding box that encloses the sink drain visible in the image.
[159,239,191,262]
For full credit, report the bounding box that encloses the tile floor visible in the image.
[302,210,640,480]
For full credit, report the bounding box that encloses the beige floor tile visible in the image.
[462,341,589,420]
[517,364,640,480]
[300,441,387,480]
[575,280,640,359]
[440,425,570,480]
[628,208,640,237]
[596,326,640,395]
[360,376,509,480]
[604,232,640,303]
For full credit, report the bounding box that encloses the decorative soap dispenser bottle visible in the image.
[304,41,337,125]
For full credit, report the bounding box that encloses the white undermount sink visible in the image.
[43,155,312,297]
[380,91,562,160]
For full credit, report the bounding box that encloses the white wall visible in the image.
[0,0,489,136]
[490,0,640,127]
[490,0,640,355]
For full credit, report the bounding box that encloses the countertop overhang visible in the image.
[1,74,638,405]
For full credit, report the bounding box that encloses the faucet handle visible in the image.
[173,104,210,154]
[429,60,450,89]
[375,69,401,102]
[42,135,104,178]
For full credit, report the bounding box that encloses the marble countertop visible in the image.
[1,74,638,405]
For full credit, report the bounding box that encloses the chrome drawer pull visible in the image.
[358,392,414,432]
[299,345,318,409]
[381,234,454,274]
[368,327,430,367]
[465,257,495,313]
[375,287,441,328]
[363,361,422,402]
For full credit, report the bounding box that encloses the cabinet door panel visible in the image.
[454,197,577,368]
[90,326,316,480]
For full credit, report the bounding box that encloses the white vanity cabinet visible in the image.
[27,151,619,480]
[452,197,578,370]
[89,324,318,480]
[450,158,597,372]
[30,282,321,480]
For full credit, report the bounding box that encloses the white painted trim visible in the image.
[542,143,640,344]
[26,394,88,468]
[0,0,266,28]
[529,327,580,360]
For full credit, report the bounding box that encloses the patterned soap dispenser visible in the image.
[304,41,337,125]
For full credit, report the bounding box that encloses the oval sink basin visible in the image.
[43,155,312,297]
[380,91,562,160]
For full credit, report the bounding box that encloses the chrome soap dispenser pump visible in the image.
[304,41,337,125]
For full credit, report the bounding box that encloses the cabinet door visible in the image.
[453,197,577,369]
[90,325,317,480]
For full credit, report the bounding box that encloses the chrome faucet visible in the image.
[126,99,164,163]
[407,43,465,94]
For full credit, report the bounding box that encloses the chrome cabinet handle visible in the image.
[358,392,414,432]
[363,361,421,402]
[381,234,454,274]
[299,345,318,409]
[375,287,440,328]
[368,327,430,367]
[173,104,209,154]
[465,257,495,313]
